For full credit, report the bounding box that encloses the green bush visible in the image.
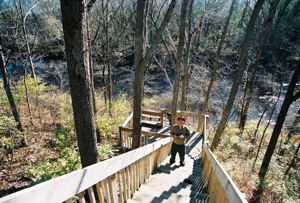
[110,94,131,126]
[55,126,75,149]
[27,148,80,185]
[96,114,113,139]
[142,98,157,109]
[0,118,24,149]
[0,83,9,106]
[96,94,131,140]
[98,143,114,161]
[16,76,52,97]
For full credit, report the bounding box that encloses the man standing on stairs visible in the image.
[170,116,191,166]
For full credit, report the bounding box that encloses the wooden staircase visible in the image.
[1,111,247,203]
[128,133,209,203]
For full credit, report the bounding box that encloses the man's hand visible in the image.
[177,135,184,139]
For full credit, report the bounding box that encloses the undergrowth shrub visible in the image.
[26,121,79,185]
[96,114,113,139]
[98,143,114,160]
[214,120,298,202]
[0,118,25,152]
[96,93,131,140]
[110,94,131,125]
[16,76,53,98]
[55,125,76,149]
[27,148,80,186]
[16,76,54,110]
[142,98,157,109]
[0,83,9,107]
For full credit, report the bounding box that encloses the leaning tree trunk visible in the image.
[171,0,189,125]
[253,85,281,168]
[285,142,300,175]
[132,0,177,149]
[211,0,265,150]
[239,0,279,133]
[237,0,250,28]
[252,58,300,202]
[197,0,236,132]
[60,0,99,167]
[0,45,23,132]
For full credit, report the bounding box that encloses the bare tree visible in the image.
[238,0,279,133]
[285,142,300,176]
[15,0,39,79]
[0,44,23,132]
[180,0,194,112]
[197,0,236,132]
[238,0,251,28]
[252,58,300,202]
[60,0,99,167]
[253,84,282,168]
[171,0,189,125]
[132,0,177,149]
[211,0,265,150]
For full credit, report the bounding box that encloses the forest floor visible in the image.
[0,130,56,197]
[0,122,123,198]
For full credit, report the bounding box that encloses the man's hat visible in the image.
[177,116,185,122]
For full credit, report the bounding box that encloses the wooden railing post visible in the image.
[203,114,207,144]
[119,125,123,147]
[202,114,210,145]
[160,109,165,127]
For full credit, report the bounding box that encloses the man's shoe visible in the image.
[170,160,175,165]
[180,161,185,166]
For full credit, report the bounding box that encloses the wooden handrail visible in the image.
[141,110,162,116]
[120,112,133,128]
[202,143,247,203]
[200,114,246,203]
[119,109,205,148]
[0,137,172,203]
[121,127,169,138]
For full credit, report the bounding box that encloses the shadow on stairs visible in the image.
[128,133,209,203]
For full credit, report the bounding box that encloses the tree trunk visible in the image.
[0,44,23,132]
[132,0,146,150]
[23,73,34,125]
[87,6,99,142]
[238,0,250,28]
[239,0,279,133]
[171,0,189,125]
[17,0,37,79]
[132,0,177,149]
[211,0,265,150]
[180,0,194,111]
[252,58,300,202]
[103,0,112,111]
[285,142,300,175]
[197,0,236,132]
[253,86,281,168]
[60,0,99,167]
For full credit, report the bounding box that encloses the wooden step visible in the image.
[130,177,209,203]
[139,184,209,201]
[151,167,208,193]
[128,159,209,202]
[128,132,209,203]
